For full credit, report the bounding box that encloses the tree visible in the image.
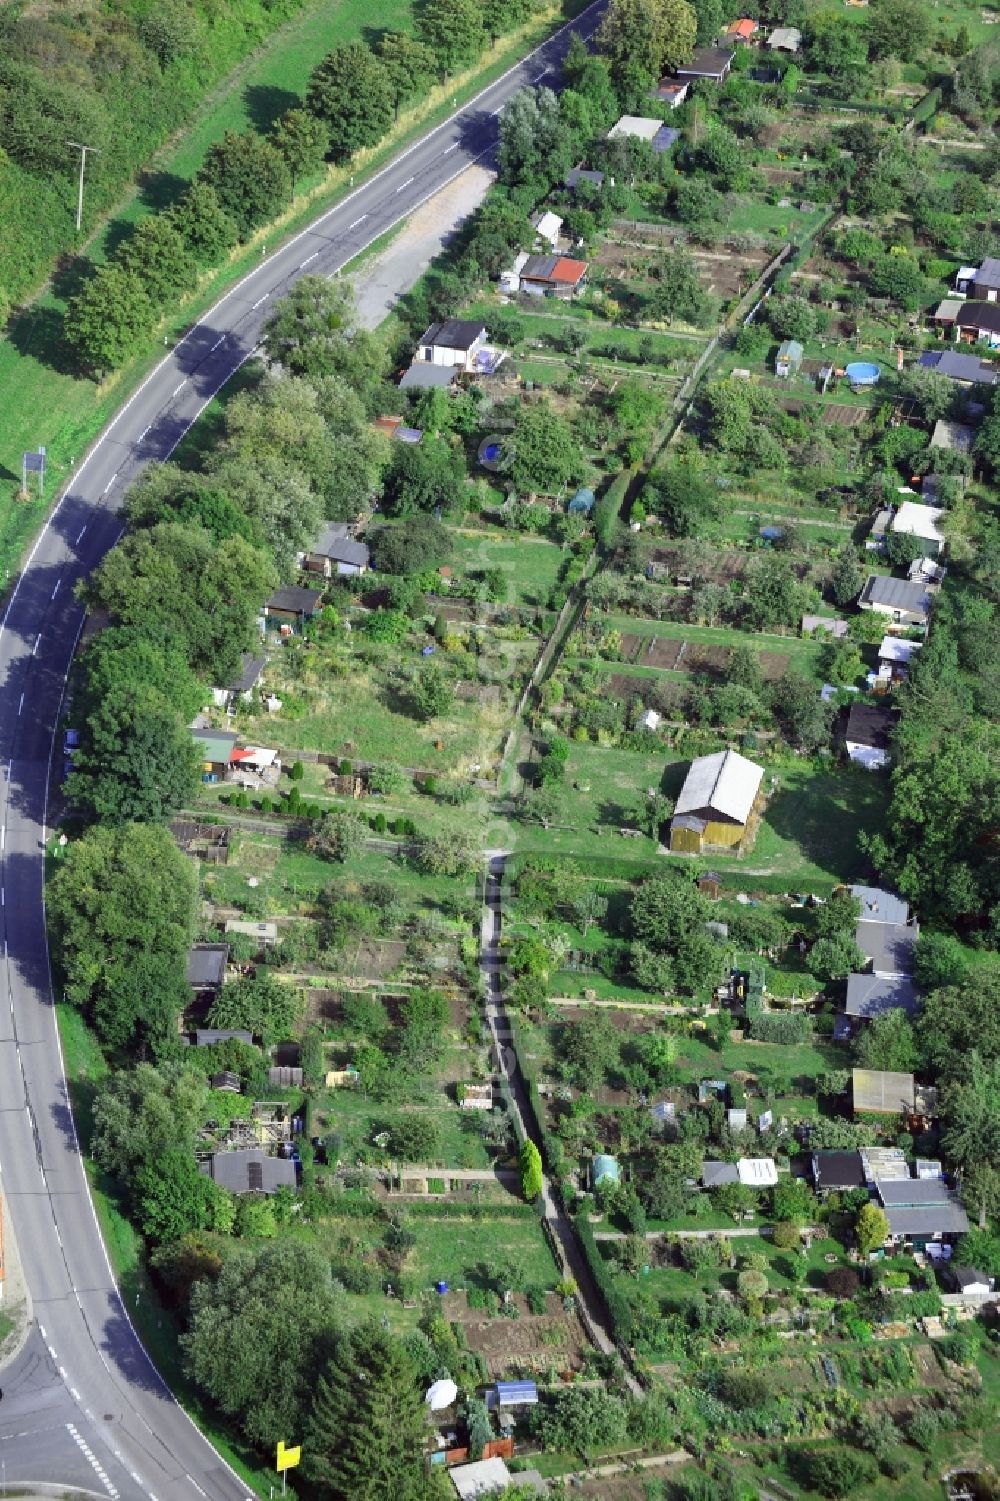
[64,266,156,376]
[596,0,696,84]
[767,293,816,343]
[855,1201,889,1255]
[197,130,291,240]
[572,889,608,936]
[830,546,864,608]
[86,523,275,683]
[504,402,581,495]
[913,932,970,991]
[940,1053,1000,1177]
[715,1182,758,1222]
[135,1151,226,1244]
[650,246,703,325]
[167,180,238,265]
[416,0,485,76]
[263,276,362,380]
[774,672,834,751]
[377,32,439,115]
[184,1242,342,1448]
[116,215,197,311]
[305,45,394,162]
[208,974,303,1042]
[48,824,196,1045]
[271,107,330,187]
[642,463,719,538]
[771,1220,801,1251]
[499,86,575,188]
[917,975,1000,1072]
[854,1009,918,1073]
[519,1138,543,1201]
[771,1177,816,1225]
[737,1267,768,1305]
[867,0,931,62]
[559,1009,620,1091]
[305,1322,431,1500]
[66,684,201,825]
[381,437,467,518]
[411,665,454,721]
[91,1062,207,1180]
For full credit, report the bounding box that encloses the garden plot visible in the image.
[447,1292,591,1377]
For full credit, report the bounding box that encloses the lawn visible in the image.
[445,525,567,609]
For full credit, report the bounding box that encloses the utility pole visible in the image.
[66,141,99,234]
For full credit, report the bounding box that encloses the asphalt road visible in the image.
[0,5,603,1497]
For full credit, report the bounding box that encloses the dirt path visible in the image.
[480,852,645,1399]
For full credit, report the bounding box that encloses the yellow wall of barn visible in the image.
[705,820,744,848]
[670,820,746,854]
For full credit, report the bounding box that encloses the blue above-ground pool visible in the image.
[477,435,505,471]
[845,361,880,386]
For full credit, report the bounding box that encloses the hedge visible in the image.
[748,1012,812,1044]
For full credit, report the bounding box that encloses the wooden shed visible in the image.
[669,749,764,854]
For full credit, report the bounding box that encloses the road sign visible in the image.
[276,1441,301,1473]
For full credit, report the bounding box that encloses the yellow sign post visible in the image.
[276,1441,301,1493]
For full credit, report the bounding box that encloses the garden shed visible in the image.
[775,339,803,377]
[669,748,764,853]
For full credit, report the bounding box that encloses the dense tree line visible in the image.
[0,0,312,308]
[62,1,546,374]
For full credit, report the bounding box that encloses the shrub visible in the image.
[771,1221,801,1251]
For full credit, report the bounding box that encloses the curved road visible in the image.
[0,6,601,1497]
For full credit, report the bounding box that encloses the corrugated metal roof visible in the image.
[853,1068,915,1114]
[674,749,763,824]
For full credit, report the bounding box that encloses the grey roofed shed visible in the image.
[918,349,999,385]
[875,1177,970,1237]
[268,1066,304,1088]
[419,318,485,351]
[202,1150,297,1194]
[677,46,735,78]
[186,944,228,990]
[702,1160,740,1188]
[673,748,763,824]
[851,884,910,926]
[227,653,266,695]
[975,255,1000,286]
[265,586,324,618]
[399,363,457,390]
[845,973,919,1019]
[855,919,918,977]
[767,25,801,49]
[812,1151,865,1190]
[859,575,933,619]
